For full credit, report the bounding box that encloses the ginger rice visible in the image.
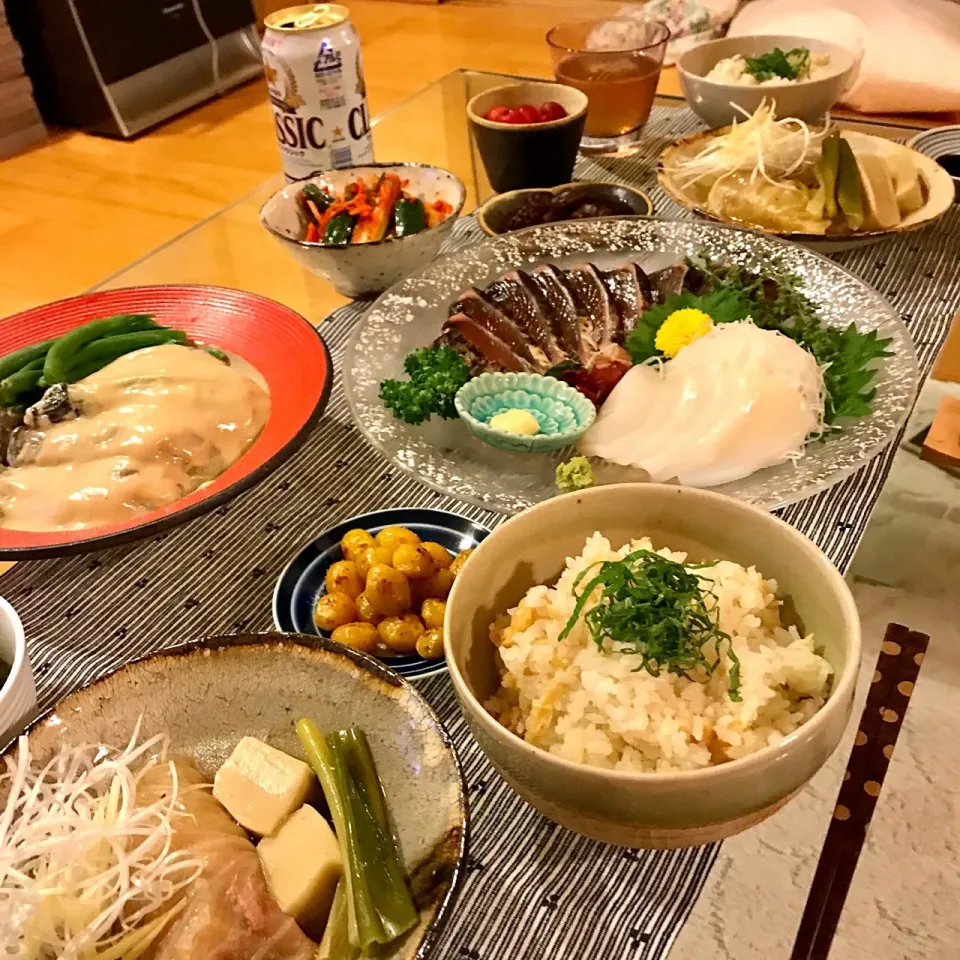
[486,533,832,773]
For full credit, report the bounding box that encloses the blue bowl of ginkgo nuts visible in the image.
[454,372,595,453]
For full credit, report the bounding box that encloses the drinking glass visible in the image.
[547,17,670,154]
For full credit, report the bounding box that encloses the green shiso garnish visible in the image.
[743,47,811,82]
[559,549,742,701]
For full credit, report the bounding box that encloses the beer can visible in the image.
[262,4,374,182]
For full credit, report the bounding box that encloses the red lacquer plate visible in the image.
[0,285,332,558]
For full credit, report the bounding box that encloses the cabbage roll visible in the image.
[138,757,315,960]
[705,173,830,234]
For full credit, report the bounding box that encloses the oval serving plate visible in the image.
[0,285,331,558]
[0,632,468,960]
[658,129,955,253]
[343,217,917,515]
[274,508,491,680]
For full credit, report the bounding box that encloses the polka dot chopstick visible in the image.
[789,623,929,960]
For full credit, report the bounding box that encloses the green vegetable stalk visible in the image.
[296,720,418,956]
[316,880,359,960]
[555,456,597,493]
[205,346,230,364]
[0,358,46,406]
[813,133,840,221]
[0,338,57,382]
[835,137,865,232]
[379,346,471,425]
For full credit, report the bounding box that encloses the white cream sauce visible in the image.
[0,344,271,532]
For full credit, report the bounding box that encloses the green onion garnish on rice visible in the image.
[559,549,742,701]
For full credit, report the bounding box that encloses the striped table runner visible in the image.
[3,105,959,958]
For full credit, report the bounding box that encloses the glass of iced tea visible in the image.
[547,17,670,154]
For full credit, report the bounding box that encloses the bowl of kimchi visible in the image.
[260,163,467,298]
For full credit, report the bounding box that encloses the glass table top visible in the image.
[81,68,960,958]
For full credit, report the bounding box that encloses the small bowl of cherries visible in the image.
[467,81,588,193]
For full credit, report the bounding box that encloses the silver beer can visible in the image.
[262,4,374,181]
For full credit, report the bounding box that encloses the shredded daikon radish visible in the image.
[0,720,203,959]
[675,100,827,191]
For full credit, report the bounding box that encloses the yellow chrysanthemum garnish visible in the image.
[654,308,714,358]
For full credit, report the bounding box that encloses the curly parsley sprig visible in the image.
[379,346,470,425]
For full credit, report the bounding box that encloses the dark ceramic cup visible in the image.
[467,81,589,193]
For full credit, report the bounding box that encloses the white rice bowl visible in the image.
[486,533,833,773]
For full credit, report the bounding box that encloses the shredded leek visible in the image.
[675,100,827,193]
[0,720,203,959]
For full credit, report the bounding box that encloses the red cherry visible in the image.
[484,105,515,123]
[516,104,542,124]
[539,100,568,122]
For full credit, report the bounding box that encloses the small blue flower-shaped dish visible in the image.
[455,372,596,452]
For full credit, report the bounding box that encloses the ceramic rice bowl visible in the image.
[260,163,466,298]
[444,484,860,849]
[677,34,858,129]
[1,633,467,959]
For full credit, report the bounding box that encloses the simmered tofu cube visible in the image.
[213,736,313,837]
[258,804,342,931]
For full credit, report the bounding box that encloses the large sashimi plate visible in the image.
[344,218,917,514]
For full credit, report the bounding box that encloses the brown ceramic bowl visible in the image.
[467,81,588,193]
[1,633,467,959]
[444,484,860,849]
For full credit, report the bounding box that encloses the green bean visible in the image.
[0,339,58,382]
[59,330,189,384]
[0,358,46,406]
[42,314,157,384]
[204,346,230,364]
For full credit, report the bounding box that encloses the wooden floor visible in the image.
[0,0,624,318]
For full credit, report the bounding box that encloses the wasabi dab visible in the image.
[556,456,597,493]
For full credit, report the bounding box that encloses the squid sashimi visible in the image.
[579,322,823,487]
[677,327,824,487]
[139,758,315,960]
[578,364,667,458]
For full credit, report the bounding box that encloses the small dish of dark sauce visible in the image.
[501,191,639,231]
[481,182,653,235]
